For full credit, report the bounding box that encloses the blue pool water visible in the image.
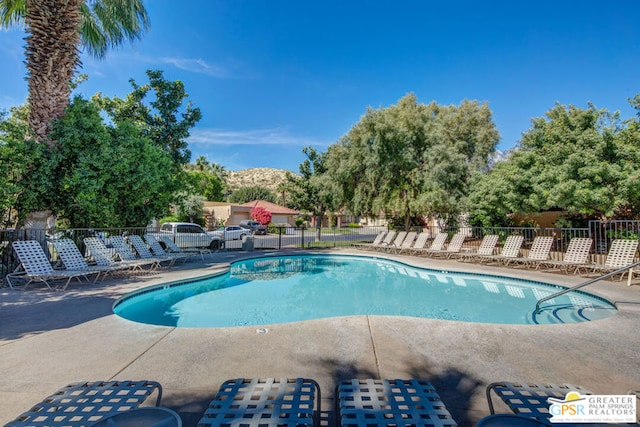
[113,255,617,327]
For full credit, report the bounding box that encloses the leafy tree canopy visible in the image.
[173,192,205,224]
[468,100,640,226]
[50,96,174,227]
[228,186,276,204]
[182,156,227,201]
[93,69,201,171]
[0,69,203,228]
[0,105,56,225]
[325,93,499,229]
[183,170,225,201]
[287,146,338,232]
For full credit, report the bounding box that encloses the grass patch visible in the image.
[302,240,366,249]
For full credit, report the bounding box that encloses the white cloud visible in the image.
[82,51,239,79]
[188,127,331,147]
[158,57,232,78]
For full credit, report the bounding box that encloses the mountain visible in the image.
[226,168,294,192]
[488,149,510,168]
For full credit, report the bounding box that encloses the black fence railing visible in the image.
[1,221,639,285]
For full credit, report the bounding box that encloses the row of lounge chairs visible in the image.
[359,230,639,281]
[7,377,638,426]
[6,234,204,290]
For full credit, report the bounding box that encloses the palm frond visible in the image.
[0,0,27,28]
[80,0,149,58]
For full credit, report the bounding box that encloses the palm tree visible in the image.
[276,180,292,207]
[0,0,149,144]
[210,162,228,182]
[1,0,149,232]
[195,155,210,172]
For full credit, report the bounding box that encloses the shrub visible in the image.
[251,206,272,225]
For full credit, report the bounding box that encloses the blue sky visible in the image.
[1,1,639,172]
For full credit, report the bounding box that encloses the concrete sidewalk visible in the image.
[1,249,639,427]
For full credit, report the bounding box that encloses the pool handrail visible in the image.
[534,259,640,314]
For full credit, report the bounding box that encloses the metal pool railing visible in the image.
[534,260,640,314]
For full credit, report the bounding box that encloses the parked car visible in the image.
[150,222,224,249]
[212,226,251,240]
[239,220,268,235]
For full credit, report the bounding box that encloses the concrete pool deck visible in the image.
[1,248,639,427]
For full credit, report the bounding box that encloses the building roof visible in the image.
[242,200,300,215]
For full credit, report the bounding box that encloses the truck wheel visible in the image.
[209,240,220,250]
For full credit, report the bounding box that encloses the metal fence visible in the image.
[2,221,639,285]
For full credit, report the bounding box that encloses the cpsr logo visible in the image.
[548,392,636,423]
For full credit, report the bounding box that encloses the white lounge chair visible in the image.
[439,232,467,259]
[83,236,148,273]
[375,230,397,251]
[407,232,431,255]
[475,235,525,265]
[457,234,499,262]
[160,236,213,261]
[6,380,163,427]
[51,238,117,282]
[413,232,448,256]
[506,236,554,268]
[144,233,190,264]
[394,231,417,254]
[416,232,465,258]
[582,239,638,281]
[7,240,89,290]
[338,379,458,427]
[126,235,172,268]
[355,230,387,250]
[109,235,160,270]
[383,231,407,253]
[540,237,593,274]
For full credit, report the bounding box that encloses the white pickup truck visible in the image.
[152,222,224,250]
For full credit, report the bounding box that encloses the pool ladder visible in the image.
[534,260,640,314]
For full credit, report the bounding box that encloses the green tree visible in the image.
[0,0,149,143]
[93,69,201,172]
[228,186,276,204]
[183,170,225,201]
[0,105,56,226]
[1,0,149,232]
[173,192,205,224]
[326,93,499,229]
[49,96,174,227]
[287,147,337,238]
[183,157,227,201]
[194,155,210,171]
[468,101,640,225]
[275,180,294,208]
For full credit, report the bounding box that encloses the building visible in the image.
[203,200,300,228]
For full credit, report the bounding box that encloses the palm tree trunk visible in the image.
[25,0,82,144]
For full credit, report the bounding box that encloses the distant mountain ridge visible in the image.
[228,153,508,193]
[489,149,509,168]
[226,168,293,192]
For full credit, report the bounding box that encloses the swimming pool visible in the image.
[113,254,617,327]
